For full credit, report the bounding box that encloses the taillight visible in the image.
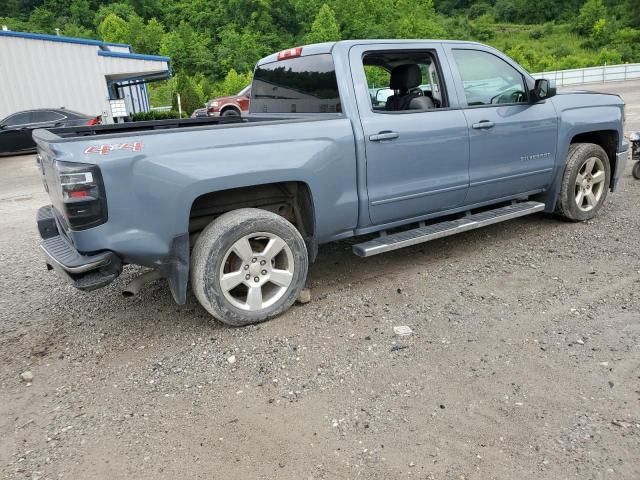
[55,161,107,230]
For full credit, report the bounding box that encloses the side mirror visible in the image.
[0,123,6,130]
[532,78,556,102]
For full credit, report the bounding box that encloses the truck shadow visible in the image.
[4,212,571,369]
[26,212,560,349]
[307,213,558,294]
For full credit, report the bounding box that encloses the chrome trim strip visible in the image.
[469,168,554,187]
[370,183,469,206]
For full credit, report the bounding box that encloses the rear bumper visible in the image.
[37,205,121,291]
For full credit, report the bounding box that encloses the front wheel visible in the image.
[556,143,611,221]
[191,208,308,326]
[632,161,640,180]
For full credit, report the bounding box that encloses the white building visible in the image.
[0,29,171,122]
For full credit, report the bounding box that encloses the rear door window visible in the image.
[32,111,65,123]
[362,51,446,112]
[4,112,32,126]
[251,54,341,114]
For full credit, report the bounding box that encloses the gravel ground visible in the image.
[1,83,639,480]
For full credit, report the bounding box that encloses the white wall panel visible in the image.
[0,34,169,120]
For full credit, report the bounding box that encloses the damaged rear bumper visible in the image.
[37,205,122,291]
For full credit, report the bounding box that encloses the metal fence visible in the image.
[532,63,640,87]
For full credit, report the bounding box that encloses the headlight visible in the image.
[211,101,219,108]
[630,132,640,142]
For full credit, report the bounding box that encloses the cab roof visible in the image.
[255,39,489,66]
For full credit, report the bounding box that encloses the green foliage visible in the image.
[212,26,279,78]
[160,22,215,74]
[529,27,544,40]
[626,0,640,25]
[574,0,607,36]
[304,4,341,44]
[28,7,56,32]
[129,16,164,54]
[61,23,95,39]
[211,69,253,97]
[131,110,186,121]
[172,74,205,114]
[364,66,390,88]
[468,2,492,19]
[97,14,128,44]
[68,0,92,28]
[2,0,640,109]
[469,14,495,42]
[148,77,177,107]
[94,3,137,28]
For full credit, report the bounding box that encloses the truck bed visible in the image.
[37,115,301,141]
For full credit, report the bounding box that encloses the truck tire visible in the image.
[632,161,640,180]
[556,143,610,222]
[191,208,308,326]
[221,108,240,117]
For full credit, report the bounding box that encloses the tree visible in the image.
[97,13,129,44]
[173,74,204,114]
[69,0,92,28]
[304,4,341,44]
[493,0,519,23]
[28,6,56,33]
[392,0,447,39]
[626,0,640,26]
[127,15,165,54]
[61,23,96,39]
[140,18,165,54]
[93,2,136,28]
[213,26,276,77]
[574,0,607,36]
[212,69,253,97]
[159,22,215,76]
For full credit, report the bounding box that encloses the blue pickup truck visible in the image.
[34,40,629,326]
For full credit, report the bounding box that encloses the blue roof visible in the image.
[98,50,170,63]
[0,29,131,49]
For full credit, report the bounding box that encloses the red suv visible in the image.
[207,85,250,117]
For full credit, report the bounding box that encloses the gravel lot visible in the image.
[1,82,639,480]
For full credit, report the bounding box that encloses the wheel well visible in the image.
[189,181,316,255]
[220,105,240,115]
[570,130,618,187]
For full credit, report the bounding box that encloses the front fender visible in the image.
[539,95,625,212]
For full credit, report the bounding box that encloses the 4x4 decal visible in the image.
[84,142,143,155]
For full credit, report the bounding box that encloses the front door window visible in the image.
[452,49,528,106]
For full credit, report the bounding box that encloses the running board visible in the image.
[352,201,545,257]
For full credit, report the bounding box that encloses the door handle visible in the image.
[369,131,400,142]
[472,121,495,130]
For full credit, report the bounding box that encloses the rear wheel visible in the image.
[191,208,308,326]
[632,161,640,180]
[556,143,610,221]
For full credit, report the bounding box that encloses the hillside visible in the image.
[1,0,639,111]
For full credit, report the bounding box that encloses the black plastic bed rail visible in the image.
[49,115,251,138]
